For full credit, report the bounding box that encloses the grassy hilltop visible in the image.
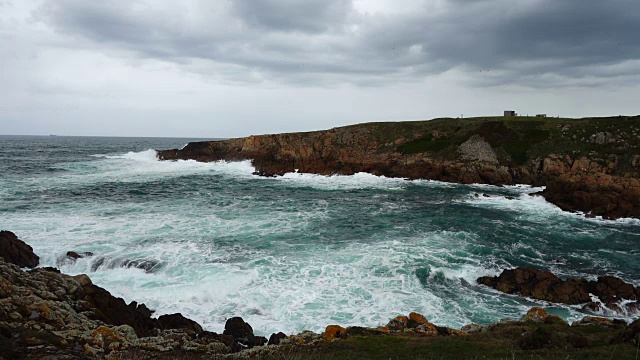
[357,115,640,167]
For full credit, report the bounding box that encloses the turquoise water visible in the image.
[1,135,639,335]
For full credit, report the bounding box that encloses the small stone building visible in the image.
[504,110,516,116]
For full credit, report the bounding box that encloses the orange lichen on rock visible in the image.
[521,307,567,325]
[323,325,346,341]
[409,312,429,325]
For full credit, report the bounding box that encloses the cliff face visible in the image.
[158,116,640,219]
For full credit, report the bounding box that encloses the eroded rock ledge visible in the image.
[158,116,640,220]
[478,267,640,314]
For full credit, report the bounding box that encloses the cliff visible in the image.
[158,115,640,220]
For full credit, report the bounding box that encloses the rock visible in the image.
[267,332,287,345]
[572,316,626,328]
[589,132,618,145]
[323,325,346,340]
[0,231,39,268]
[90,257,161,273]
[67,251,94,260]
[386,315,409,332]
[458,135,499,165]
[460,323,483,334]
[158,313,203,333]
[408,312,429,327]
[477,268,639,310]
[345,326,386,336]
[222,317,266,351]
[223,317,253,338]
[520,307,567,325]
[121,259,161,273]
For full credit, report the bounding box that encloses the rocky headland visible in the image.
[158,115,640,220]
[2,230,640,359]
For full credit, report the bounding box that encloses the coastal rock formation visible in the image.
[0,230,39,268]
[478,268,640,314]
[158,116,640,220]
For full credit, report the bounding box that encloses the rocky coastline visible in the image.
[158,115,640,220]
[2,230,640,359]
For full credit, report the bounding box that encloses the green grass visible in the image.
[354,115,640,169]
[257,322,639,360]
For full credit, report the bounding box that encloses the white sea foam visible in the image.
[5,147,640,336]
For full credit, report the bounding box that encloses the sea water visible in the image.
[1,135,639,335]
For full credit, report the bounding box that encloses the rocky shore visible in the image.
[158,115,640,220]
[2,230,640,359]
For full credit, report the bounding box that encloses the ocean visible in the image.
[1,135,639,336]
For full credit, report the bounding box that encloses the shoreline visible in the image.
[157,115,640,221]
[2,230,640,359]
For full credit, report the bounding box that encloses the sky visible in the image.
[1,0,639,138]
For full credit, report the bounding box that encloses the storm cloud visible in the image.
[36,0,640,86]
[0,0,638,137]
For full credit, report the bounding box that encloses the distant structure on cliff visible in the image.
[504,110,517,116]
[536,114,547,117]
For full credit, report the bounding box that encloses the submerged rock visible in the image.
[90,256,161,273]
[0,230,39,268]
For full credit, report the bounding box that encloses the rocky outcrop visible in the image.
[540,172,640,219]
[223,317,267,351]
[477,268,640,314]
[0,230,39,268]
[157,117,640,220]
[0,256,227,358]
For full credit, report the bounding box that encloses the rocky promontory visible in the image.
[158,115,640,220]
[2,231,640,359]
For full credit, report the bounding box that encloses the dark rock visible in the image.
[66,251,93,260]
[222,317,266,351]
[478,268,639,309]
[198,331,234,347]
[89,257,161,273]
[121,259,161,273]
[77,281,161,337]
[268,332,287,345]
[29,267,60,274]
[0,231,39,268]
[345,326,385,336]
[158,313,204,333]
[90,257,105,271]
[223,317,254,338]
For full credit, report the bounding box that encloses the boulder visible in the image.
[386,315,409,332]
[0,231,39,268]
[223,317,254,338]
[323,325,346,341]
[520,307,567,325]
[222,317,266,351]
[267,332,287,345]
[158,313,203,333]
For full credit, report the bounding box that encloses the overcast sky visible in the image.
[1,0,639,137]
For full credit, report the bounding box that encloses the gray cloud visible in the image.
[232,0,352,33]
[31,0,640,87]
